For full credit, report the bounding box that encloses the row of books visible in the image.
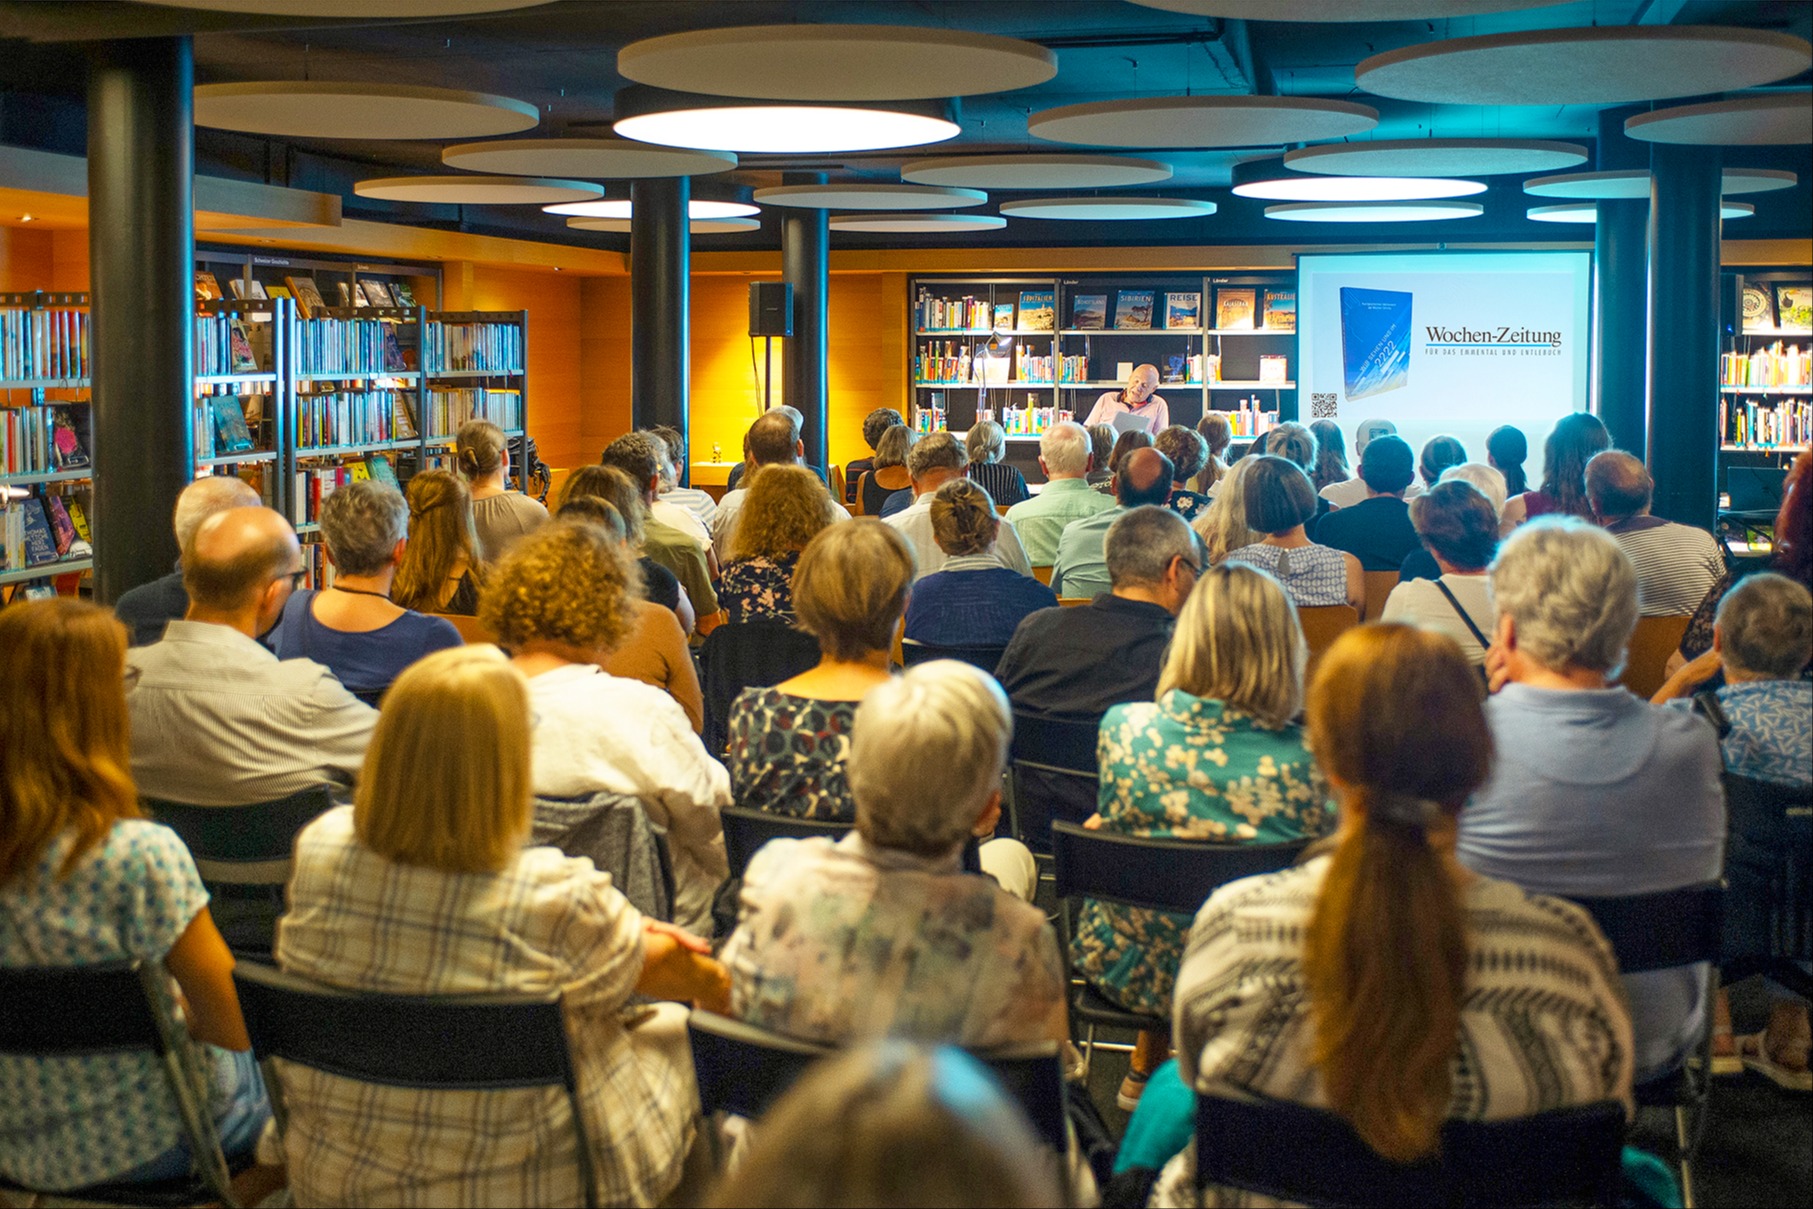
[988,406,1075,438]
[290,456,403,527]
[425,388,524,437]
[1721,397,1810,449]
[194,393,266,460]
[1069,288,1296,332]
[424,322,523,374]
[295,390,417,451]
[293,317,412,377]
[2,490,89,571]
[199,272,420,319]
[1219,401,1281,441]
[911,405,946,434]
[2,305,89,381]
[1,404,90,477]
[1720,342,1810,389]
[195,312,266,377]
[914,290,1057,334]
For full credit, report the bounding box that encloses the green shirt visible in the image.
[1004,477,1119,566]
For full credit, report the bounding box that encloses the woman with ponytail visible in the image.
[456,418,547,564]
[1153,624,1633,1203]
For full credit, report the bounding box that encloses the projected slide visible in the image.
[1298,252,1591,471]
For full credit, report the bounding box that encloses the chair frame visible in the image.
[1007,711,1100,855]
[720,805,855,879]
[899,637,1008,674]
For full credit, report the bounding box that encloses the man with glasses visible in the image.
[1083,363,1169,436]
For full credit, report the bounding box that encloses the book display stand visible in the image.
[1718,266,1810,558]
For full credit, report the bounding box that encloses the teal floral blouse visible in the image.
[1072,690,1334,1017]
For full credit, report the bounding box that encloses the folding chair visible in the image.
[1049,822,1307,1071]
[1194,1092,1626,1208]
[0,961,242,1207]
[900,639,1008,674]
[719,805,983,882]
[232,961,603,1209]
[1008,710,1100,856]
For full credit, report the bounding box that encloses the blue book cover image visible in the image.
[1340,287,1412,400]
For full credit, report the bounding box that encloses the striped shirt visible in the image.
[968,460,1031,507]
[1606,515,1724,617]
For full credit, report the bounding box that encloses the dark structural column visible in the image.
[630,176,690,469]
[782,172,829,473]
[1646,141,1722,529]
[87,37,194,603]
[1594,105,1649,457]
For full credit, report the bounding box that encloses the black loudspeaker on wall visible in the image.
[749,281,794,337]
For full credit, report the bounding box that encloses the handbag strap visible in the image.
[1431,578,1492,649]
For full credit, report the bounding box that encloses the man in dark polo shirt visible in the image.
[114,474,262,645]
[1315,433,1420,571]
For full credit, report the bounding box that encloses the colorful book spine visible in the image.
[2,306,89,381]
[1721,397,1811,448]
[1721,343,1810,388]
[423,322,524,374]
[426,387,524,436]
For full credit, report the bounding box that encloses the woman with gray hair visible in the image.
[964,419,1030,506]
[272,479,462,706]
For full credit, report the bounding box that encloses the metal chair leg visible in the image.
[1675,1104,1696,1209]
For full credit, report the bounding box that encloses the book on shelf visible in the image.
[266,285,293,303]
[3,302,89,381]
[365,454,401,489]
[209,396,257,455]
[428,387,524,436]
[362,280,397,308]
[19,498,58,567]
[1721,343,1810,389]
[228,317,259,373]
[1742,285,1776,331]
[2,403,90,477]
[226,277,268,301]
[294,387,412,449]
[1777,286,1812,332]
[1721,395,1810,449]
[425,320,524,374]
[1262,289,1297,332]
[390,280,418,309]
[334,281,356,308]
[43,494,76,556]
[1164,292,1200,330]
[1216,288,1257,331]
[913,290,990,332]
[193,272,224,303]
[1072,294,1107,330]
[993,302,1015,331]
[49,405,89,470]
[1018,291,1054,331]
[66,497,90,544]
[1114,291,1155,330]
[285,276,328,319]
[1258,355,1290,384]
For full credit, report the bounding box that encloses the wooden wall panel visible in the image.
[579,275,631,467]
[467,264,583,473]
[0,226,53,292]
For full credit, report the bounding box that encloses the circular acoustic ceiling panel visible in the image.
[544,199,759,219]
[829,213,1008,233]
[195,82,538,140]
[1356,27,1812,107]
[1524,168,1798,198]
[611,90,959,154]
[753,183,985,210]
[1028,96,1376,149]
[568,216,760,234]
[127,0,550,13]
[901,155,1172,190]
[998,197,1217,221]
[617,25,1055,101]
[354,176,600,205]
[1232,172,1485,201]
[1528,201,1754,223]
[1625,94,1813,145]
[442,138,734,178]
[1264,200,1485,223]
[1118,0,1565,18]
[1283,139,1587,177]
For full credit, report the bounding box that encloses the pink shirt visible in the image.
[1084,391,1169,434]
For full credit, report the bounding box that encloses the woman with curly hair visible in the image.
[904,479,1056,648]
[480,520,730,931]
[721,464,838,623]
[392,469,485,615]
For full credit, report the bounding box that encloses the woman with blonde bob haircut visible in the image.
[276,645,730,1208]
[721,463,837,623]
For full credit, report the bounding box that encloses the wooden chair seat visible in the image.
[1619,614,1691,700]
[1297,604,1359,677]
[1360,571,1399,622]
[1031,565,1054,585]
[432,613,497,645]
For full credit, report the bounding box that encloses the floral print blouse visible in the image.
[720,552,800,623]
[726,687,858,821]
[1072,690,1334,1017]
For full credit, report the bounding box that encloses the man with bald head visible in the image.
[1050,446,1176,600]
[1585,450,1723,616]
[113,474,261,645]
[1083,363,1169,435]
[712,408,849,560]
[1003,421,1119,565]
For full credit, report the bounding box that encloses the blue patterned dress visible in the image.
[1224,541,1349,607]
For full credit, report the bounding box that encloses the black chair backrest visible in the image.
[144,784,337,877]
[0,961,166,1056]
[1010,710,1099,777]
[700,619,823,755]
[1050,821,1308,915]
[901,641,1009,675]
[1194,1093,1626,1208]
[1568,883,1725,974]
[721,806,854,878]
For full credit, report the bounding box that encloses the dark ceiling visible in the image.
[1,0,1809,254]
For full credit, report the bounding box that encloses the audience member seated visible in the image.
[392,469,484,615]
[1193,456,1258,567]
[1226,457,1363,609]
[646,431,713,552]
[1192,412,1232,496]
[0,600,271,1195]
[456,419,547,563]
[905,480,1058,648]
[1258,422,1333,533]
[889,431,1031,579]
[115,475,260,646]
[1154,425,1211,521]
[271,480,462,705]
[1086,422,1117,487]
[1051,447,1174,600]
[1077,564,1334,1111]
[603,434,722,628]
[1098,428,1154,495]
[721,661,1057,1046]
[1314,434,1421,573]
[1586,450,1724,617]
[1318,418,1400,509]
[966,419,1031,506]
[721,464,837,623]
[1380,481,1499,667]
[1488,423,1530,498]
[1398,463,1509,583]
[1499,410,1610,535]
[650,423,720,528]
[1149,624,1633,1201]
[1462,518,1723,1080]
[275,646,729,1208]
[1004,422,1117,564]
[845,406,905,506]
[1418,434,1468,491]
[862,423,917,516]
[724,405,830,495]
[715,411,850,555]
[481,521,730,932]
[563,464,695,632]
[1309,418,1350,494]
[127,506,375,805]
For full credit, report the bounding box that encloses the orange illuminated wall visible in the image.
[444,261,585,473]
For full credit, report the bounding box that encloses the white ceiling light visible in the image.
[612,88,958,154]
[1264,200,1485,223]
[1626,94,1813,146]
[1284,139,1587,177]
[442,138,735,178]
[617,24,1055,101]
[1119,0,1565,18]
[354,176,600,204]
[544,199,758,219]
[1524,168,1798,198]
[127,0,550,12]
[1232,174,1485,202]
[195,82,537,140]
[998,197,1217,221]
[901,154,1172,190]
[1030,96,1376,148]
[567,216,760,234]
[1527,201,1755,223]
[829,213,1007,233]
[753,184,985,210]
[1357,27,1811,107]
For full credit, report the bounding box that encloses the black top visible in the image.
[994,594,1174,723]
[728,461,828,493]
[1399,546,1440,583]
[1314,495,1419,572]
[638,555,683,615]
[968,461,1031,507]
[861,472,908,517]
[844,457,875,504]
[114,569,189,646]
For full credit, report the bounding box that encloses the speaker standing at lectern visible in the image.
[1084,364,1169,436]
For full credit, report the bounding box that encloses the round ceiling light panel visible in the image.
[1028,96,1376,149]
[1524,168,1798,198]
[617,24,1055,101]
[901,154,1172,190]
[127,0,551,12]
[1264,200,1485,223]
[567,216,760,234]
[354,176,600,205]
[612,88,959,154]
[1232,173,1485,201]
[829,213,1008,233]
[1357,27,1811,106]
[1625,94,1813,145]
[543,199,759,219]
[1527,201,1754,223]
[195,82,538,140]
[998,196,1217,221]
[1119,0,1567,18]
[1284,139,1587,177]
[753,183,985,210]
[442,138,735,178]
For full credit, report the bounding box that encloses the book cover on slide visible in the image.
[1340,287,1411,400]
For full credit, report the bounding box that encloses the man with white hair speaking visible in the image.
[1004,421,1118,566]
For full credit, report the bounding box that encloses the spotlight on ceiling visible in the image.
[611,86,959,154]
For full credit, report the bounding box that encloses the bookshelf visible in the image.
[2,291,94,592]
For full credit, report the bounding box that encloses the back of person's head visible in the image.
[1776,448,1813,587]
[183,506,298,612]
[1311,419,1350,488]
[1087,423,1117,472]
[793,520,915,660]
[561,463,646,544]
[1410,481,1499,572]
[734,464,836,561]
[929,478,999,557]
[907,430,965,481]
[478,519,641,654]
[354,645,531,874]
[1490,516,1638,675]
[395,469,482,611]
[1038,421,1091,478]
[1584,449,1652,522]
[862,407,905,452]
[554,496,628,544]
[747,411,800,467]
[1155,425,1208,485]
[1303,623,1493,1163]
[1353,418,1397,457]
[455,419,507,480]
[600,431,661,490]
[1439,462,1508,516]
[1418,435,1467,487]
[1197,411,1232,458]
[1486,424,1529,496]
[1263,422,1316,472]
[1106,504,1197,590]
[1357,434,1416,496]
[1116,446,1175,508]
[1108,428,1153,475]
[875,423,918,470]
[650,424,686,469]
[706,1042,1060,1209]
[1196,456,1260,565]
[640,429,679,491]
[320,479,408,577]
[0,600,137,885]
[849,660,1010,857]
[965,419,1006,466]
[1539,412,1612,518]
[1717,571,1813,679]
[1243,455,1320,535]
[1161,563,1303,727]
[172,475,260,553]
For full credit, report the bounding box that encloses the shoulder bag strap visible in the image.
[1430,578,1492,649]
[1690,688,1732,742]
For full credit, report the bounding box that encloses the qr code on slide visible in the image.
[1310,393,1338,419]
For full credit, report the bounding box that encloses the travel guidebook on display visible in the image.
[1018,291,1055,331]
